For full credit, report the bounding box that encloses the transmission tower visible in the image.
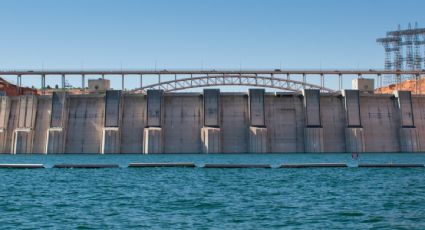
[377,23,425,85]
[414,22,422,70]
[376,36,402,84]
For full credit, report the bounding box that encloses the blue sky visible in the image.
[0,0,424,90]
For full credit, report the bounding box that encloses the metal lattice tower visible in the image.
[376,36,402,84]
[377,23,425,85]
[418,29,425,69]
[383,42,392,70]
[414,22,422,70]
[394,25,404,72]
[405,23,415,72]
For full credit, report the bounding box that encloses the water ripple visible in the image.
[0,154,424,229]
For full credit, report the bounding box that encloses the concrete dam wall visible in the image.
[0,89,424,154]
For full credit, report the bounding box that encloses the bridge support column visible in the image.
[46,92,68,154]
[302,89,324,152]
[202,89,221,153]
[249,89,267,153]
[0,97,11,153]
[395,91,419,152]
[343,90,365,152]
[143,90,164,154]
[101,90,122,154]
[12,95,37,154]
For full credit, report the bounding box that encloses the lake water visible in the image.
[0,153,425,229]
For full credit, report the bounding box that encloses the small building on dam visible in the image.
[0,87,423,154]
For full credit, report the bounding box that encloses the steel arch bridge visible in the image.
[2,69,425,94]
[133,74,336,93]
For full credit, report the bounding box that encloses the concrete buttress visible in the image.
[202,89,221,153]
[302,89,324,152]
[343,90,365,152]
[395,91,419,152]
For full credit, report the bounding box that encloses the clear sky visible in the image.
[0,0,424,90]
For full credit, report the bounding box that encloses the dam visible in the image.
[0,84,424,153]
[0,69,425,154]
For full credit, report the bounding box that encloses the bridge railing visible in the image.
[0,69,424,94]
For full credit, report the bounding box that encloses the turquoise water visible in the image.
[0,153,425,229]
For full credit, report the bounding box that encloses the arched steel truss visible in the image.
[133,74,336,93]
